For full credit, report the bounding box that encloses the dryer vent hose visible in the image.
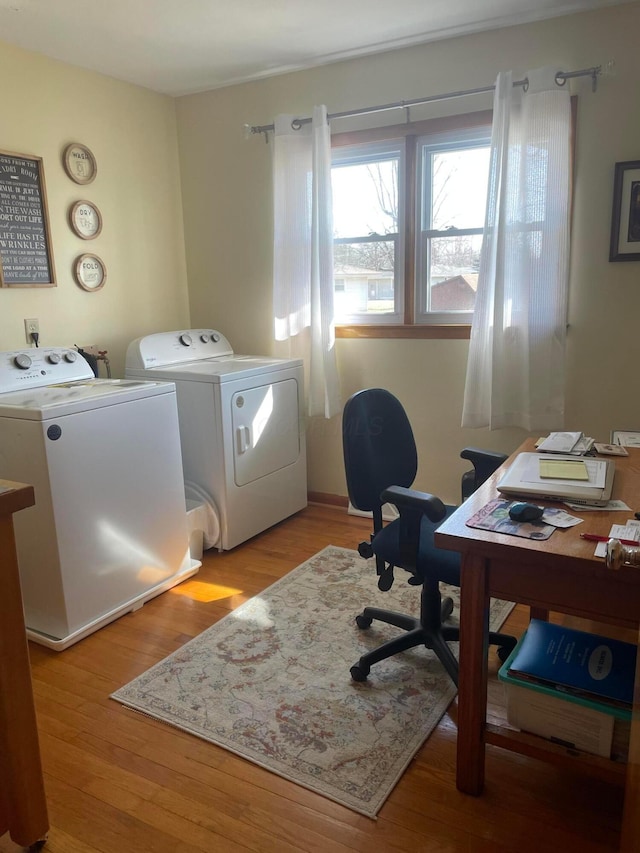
[185,481,220,550]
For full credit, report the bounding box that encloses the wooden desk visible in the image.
[0,480,48,848]
[434,441,640,829]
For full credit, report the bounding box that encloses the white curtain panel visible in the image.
[462,67,571,431]
[272,106,341,419]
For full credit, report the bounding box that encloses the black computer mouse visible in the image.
[508,502,544,522]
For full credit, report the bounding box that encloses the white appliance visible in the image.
[125,329,307,550]
[0,347,199,650]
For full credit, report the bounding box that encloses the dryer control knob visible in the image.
[14,353,32,370]
[211,333,220,342]
[179,333,192,346]
[47,352,61,364]
[200,334,209,343]
[64,351,78,363]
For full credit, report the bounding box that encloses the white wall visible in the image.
[0,40,190,377]
[176,4,640,504]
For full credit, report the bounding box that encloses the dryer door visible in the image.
[232,378,300,486]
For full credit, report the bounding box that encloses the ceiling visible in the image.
[0,0,630,96]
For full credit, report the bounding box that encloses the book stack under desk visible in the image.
[497,619,635,761]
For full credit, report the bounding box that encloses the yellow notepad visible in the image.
[539,459,589,480]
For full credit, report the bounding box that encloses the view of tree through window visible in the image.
[331,121,491,325]
[332,148,401,319]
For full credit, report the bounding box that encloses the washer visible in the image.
[0,346,199,650]
[125,329,307,551]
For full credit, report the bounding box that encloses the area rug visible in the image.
[111,545,514,818]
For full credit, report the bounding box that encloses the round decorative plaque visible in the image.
[63,142,97,185]
[74,253,106,292]
[69,200,102,240]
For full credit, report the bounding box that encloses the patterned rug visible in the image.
[111,545,514,818]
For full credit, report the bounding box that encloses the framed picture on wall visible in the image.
[74,253,106,291]
[0,150,56,287]
[69,200,103,240]
[63,142,97,185]
[609,160,640,262]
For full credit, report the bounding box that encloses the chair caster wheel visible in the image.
[355,614,373,629]
[441,597,454,621]
[350,663,370,682]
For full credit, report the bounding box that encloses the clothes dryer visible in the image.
[125,330,307,550]
[0,347,199,649]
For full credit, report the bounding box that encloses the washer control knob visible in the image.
[200,334,209,343]
[47,352,61,364]
[14,354,32,370]
[179,333,192,346]
[64,351,78,363]
[211,333,220,342]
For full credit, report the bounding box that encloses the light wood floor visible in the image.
[1,504,627,853]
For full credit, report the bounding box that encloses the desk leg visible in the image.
[456,552,490,795]
[530,607,549,622]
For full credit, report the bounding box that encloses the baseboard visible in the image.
[307,491,348,508]
[348,502,399,522]
[307,492,398,522]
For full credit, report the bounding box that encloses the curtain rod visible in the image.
[245,63,611,138]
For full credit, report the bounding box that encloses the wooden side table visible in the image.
[0,480,48,848]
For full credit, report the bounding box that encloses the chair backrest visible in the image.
[342,388,418,513]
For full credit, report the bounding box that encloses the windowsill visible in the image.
[335,324,471,340]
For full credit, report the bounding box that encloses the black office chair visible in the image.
[342,388,516,685]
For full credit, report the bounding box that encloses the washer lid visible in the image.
[127,354,303,383]
[0,379,175,419]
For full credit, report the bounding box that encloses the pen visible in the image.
[580,533,640,547]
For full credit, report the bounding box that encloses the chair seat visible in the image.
[370,504,460,587]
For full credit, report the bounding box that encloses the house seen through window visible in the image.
[331,115,491,332]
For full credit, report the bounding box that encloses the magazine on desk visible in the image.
[507,619,637,710]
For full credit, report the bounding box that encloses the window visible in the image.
[331,112,492,337]
[331,139,404,323]
[415,131,490,324]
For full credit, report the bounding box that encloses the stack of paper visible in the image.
[538,432,594,455]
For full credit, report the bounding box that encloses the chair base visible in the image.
[350,584,516,686]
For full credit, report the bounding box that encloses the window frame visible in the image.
[331,110,493,339]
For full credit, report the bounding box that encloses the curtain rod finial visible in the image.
[590,60,615,93]
[601,59,616,79]
[242,123,253,140]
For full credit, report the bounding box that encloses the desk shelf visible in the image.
[486,641,628,786]
[485,724,627,785]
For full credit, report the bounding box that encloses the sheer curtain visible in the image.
[272,105,341,419]
[462,67,571,431]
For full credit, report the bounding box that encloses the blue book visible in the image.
[507,619,637,709]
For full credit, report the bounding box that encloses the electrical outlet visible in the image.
[24,318,39,344]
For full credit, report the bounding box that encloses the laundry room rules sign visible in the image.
[0,151,56,287]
